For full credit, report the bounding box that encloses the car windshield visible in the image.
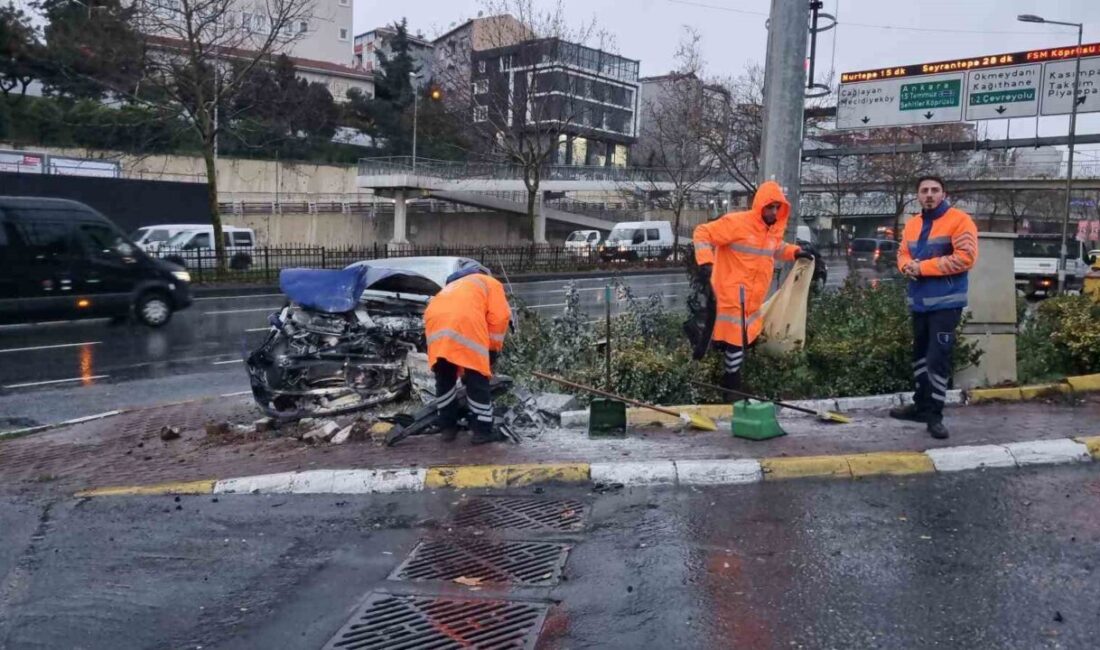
[165,231,199,247]
[851,240,877,252]
[608,228,637,241]
[1015,239,1061,258]
[567,232,586,242]
[133,228,171,243]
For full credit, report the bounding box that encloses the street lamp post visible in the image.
[410,72,420,173]
[1019,14,1084,293]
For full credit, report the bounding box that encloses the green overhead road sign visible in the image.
[900,80,962,111]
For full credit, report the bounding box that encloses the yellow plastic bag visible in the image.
[758,258,814,355]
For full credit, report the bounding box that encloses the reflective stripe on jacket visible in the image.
[897,204,978,313]
[424,272,511,376]
[692,180,800,346]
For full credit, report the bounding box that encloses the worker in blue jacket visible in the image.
[890,175,979,439]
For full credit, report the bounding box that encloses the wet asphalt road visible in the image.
[0,263,859,433]
[1,464,1097,649]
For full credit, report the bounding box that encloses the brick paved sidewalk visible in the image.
[2,393,1098,496]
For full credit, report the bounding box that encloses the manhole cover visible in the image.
[324,592,548,650]
[451,497,588,532]
[391,538,570,586]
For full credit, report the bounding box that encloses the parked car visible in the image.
[159,226,256,270]
[598,221,674,261]
[565,229,602,255]
[848,238,899,271]
[129,224,207,254]
[0,197,193,327]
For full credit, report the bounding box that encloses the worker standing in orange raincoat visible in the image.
[693,180,814,390]
[424,261,512,445]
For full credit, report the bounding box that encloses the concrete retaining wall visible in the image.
[235,209,574,247]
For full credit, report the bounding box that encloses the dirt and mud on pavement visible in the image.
[2,391,1098,497]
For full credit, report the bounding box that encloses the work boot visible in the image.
[927,420,950,440]
[470,429,505,446]
[889,403,928,423]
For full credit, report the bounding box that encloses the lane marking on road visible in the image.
[3,375,109,389]
[0,410,123,439]
[245,327,270,332]
[0,341,102,354]
[204,307,281,315]
[220,390,252,397]
[0,319,109,331]
[212,359,243,365]
[194,293,284,301]
[528,303,567,309]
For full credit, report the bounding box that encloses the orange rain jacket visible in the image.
[424,272,511,377]
[692,181,801,347]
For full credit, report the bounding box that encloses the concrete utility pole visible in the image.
[759,0,810,244]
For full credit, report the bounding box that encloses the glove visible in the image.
[795,248,815,261]
[696,263,713,283]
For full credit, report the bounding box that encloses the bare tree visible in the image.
[433,0,614,237]
[129,0,316,268]
[802,153,866,251]
[700,64,764,193]
[630,29,714,260]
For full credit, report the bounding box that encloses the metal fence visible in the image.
[156,243,694,284]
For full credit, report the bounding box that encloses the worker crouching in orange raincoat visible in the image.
[424,261,512,445]
[692,180,814,390]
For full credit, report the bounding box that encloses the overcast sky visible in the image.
[356,0,1100,149]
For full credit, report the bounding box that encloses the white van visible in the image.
[130,224,207,253]
[160,226,256,270]
[565,229,601,255]
[598,221,674,261]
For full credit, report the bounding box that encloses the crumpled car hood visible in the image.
[279,266,441,313]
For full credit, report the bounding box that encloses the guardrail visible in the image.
[357,156,741,185]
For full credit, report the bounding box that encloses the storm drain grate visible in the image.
[451,496,589,532]
[324,592,549,650]
[390,538,570,586]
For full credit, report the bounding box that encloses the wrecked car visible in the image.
[247,258,478,419]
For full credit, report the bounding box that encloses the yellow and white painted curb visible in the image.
[74,435,1100,498]
[968,373,1100,404]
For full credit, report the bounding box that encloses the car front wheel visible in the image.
[136,291,173,327]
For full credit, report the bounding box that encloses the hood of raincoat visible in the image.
[751,180,791,231]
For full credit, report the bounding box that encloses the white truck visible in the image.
[1014,234,1090,297]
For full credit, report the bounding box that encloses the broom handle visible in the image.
[532,371,681,417]
[689,379,819,416]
